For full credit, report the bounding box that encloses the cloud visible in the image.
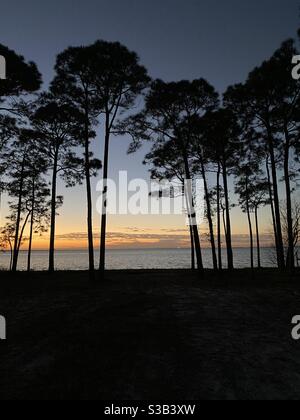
[55,230,190,242]
[52,229,275,249]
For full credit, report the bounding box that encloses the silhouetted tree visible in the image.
[144,139,196,270]
[0,43,41,114]
[26,179,51,272]
[216,163,223,269]
[262,155,277,257]
[209,181,226,270]
[234,130,265,269]
[31,94,85,272]
[7,129,51,272]
[0,44,41,230]
[235,170,255,269]
[51,46,102,274]
[84,41,150,276]
[4,134,37,271]
[250,181,270,269]
[189,115,218,270]
[123,79,219,272]
[224,39,300,270]
[273,41,300,270]
[197,109,241,270]
[0,223,15,270]
[281,201,300,265]
[24,157,51,272]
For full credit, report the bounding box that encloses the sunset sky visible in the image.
[0,0,299,250]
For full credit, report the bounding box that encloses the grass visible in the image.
[0,269,299,400]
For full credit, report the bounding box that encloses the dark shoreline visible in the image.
[1,269,300,400]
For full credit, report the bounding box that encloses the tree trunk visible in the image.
[222,163,234,270]
[99,115,110,274]
[217,163,222,270]
[84,108,95,274]
[266,156,279,265]
[200,157,217,270]
[49,152,58,273]
[12,157,26,272]
[183,155,203,272]
[245,178,254,270]
[185,189,195,270]
[222,205,227,238]
[255,206,261,269]
[267,129,285,269]
[283,124,294,271]
[27,178,35,272]
[247,207,254,270]
[27,210,34,272]
[17,212,31,254]
[189,224,195,270]
[9,242,13,271]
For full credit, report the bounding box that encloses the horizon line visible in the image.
[1,246,278,252]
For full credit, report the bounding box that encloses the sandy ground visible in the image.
[0,269,300,400]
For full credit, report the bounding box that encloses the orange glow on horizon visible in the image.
[10,226,274,251]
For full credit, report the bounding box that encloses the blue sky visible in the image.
[0,0,299,248]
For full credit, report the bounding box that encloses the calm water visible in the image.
[0,248,278,271]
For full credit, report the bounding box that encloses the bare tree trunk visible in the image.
[222,204,227,238]
[183,155,203,272]
[49,152,58,273]
[200,157,217,270]
[247,207,254,270]
[283,125,294,271]
[17,212,30,254]
[12,157,25,272]
[222,163,234,270]
[189,224,195,270]
[266,157,279,264]
[267,130,285,269]
[255,206,261,269]
[99,114,110,274]
[245,177,254,270]
[27,178,35,272]
[217,164,222,270]
[84,108,95,275]
[9,242,13,271]
[185,190,195,270]
[27,210,34,272]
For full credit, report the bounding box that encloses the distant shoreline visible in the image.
[1,248,295,271]
[1,247,278,252]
